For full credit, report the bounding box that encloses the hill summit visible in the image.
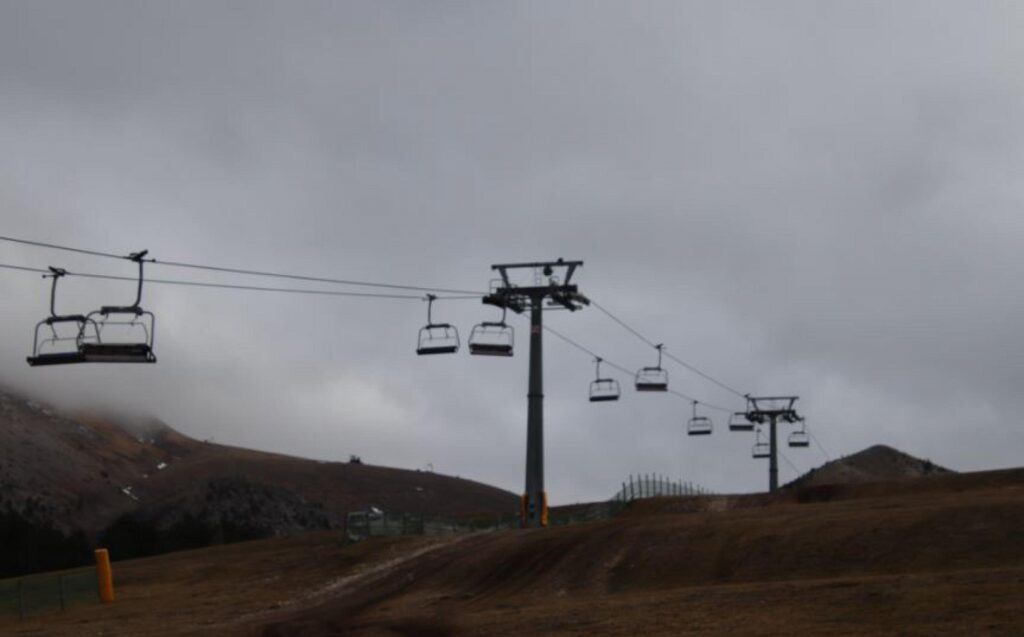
[787,444,952,489]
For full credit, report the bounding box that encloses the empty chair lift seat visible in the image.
[589,378,620,402]
[728,412,755,431]
[417,323,460,355]
[688,417,712,435]
[416,295,460,355]
[635,367,668,391]
[468,322,513,357]
[27,315,93,366]
[788,431,810,448]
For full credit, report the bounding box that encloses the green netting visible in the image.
[0,567,98,619]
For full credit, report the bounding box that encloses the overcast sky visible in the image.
[1,1,1022,503]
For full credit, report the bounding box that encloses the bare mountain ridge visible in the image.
[786,444,952,490]
[0,386,517,568]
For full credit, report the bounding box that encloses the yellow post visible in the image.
[94,548,114,603]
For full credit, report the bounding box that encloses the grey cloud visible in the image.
[1,1,1022,502]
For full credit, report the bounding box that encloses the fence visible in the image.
[0,566,98,620]
[345,511,522,541]
[611,473,713,502]
[345,477,713,542]
[345,501,635,540]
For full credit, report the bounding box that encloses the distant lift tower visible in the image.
[483,259,587,528]
[746,396,802,492]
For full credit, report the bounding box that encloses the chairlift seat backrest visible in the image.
[417,343,459,355]
[27,351,87,367]
[99,305,145,316]
[79,342,156,364]
[468,342,513,356]
[44,314,90,325]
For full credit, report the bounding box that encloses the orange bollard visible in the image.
[540,491,548,527]
[94,548,114,603]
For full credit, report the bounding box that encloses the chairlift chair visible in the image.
[26,268,101,366]
[589,358,620,402]
[635,344,668,391]
[728,412,755,432]
[81,251,157,364]
[468,305,513,356]
[751,429,770,459]
[416,295,460,355]
[788,419,810,448]
[687,401,713,436]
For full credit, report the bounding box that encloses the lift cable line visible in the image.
[0,263,478,301]
[541,324,735,412]
[778,449,802,476]
[809,431,832,461]
[0,235,484,296]
[590,300,748,399]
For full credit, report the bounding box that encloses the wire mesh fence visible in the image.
[612,473,713,501]
[0,566,98,620]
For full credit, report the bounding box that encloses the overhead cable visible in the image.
[590,300,748,399]
[0,262,477,301]
[0,234,484,296]
[809,430,832,461]
[542,324,735,413]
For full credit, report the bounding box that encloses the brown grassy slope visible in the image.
[259,467,1024,636]
[3,466,1022,636]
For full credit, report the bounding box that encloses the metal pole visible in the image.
[769,415,779,492]
[523,297,545,527]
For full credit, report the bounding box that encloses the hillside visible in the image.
[0,386,518,570]
[784,444,952,489]
[4,466,1022,636]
